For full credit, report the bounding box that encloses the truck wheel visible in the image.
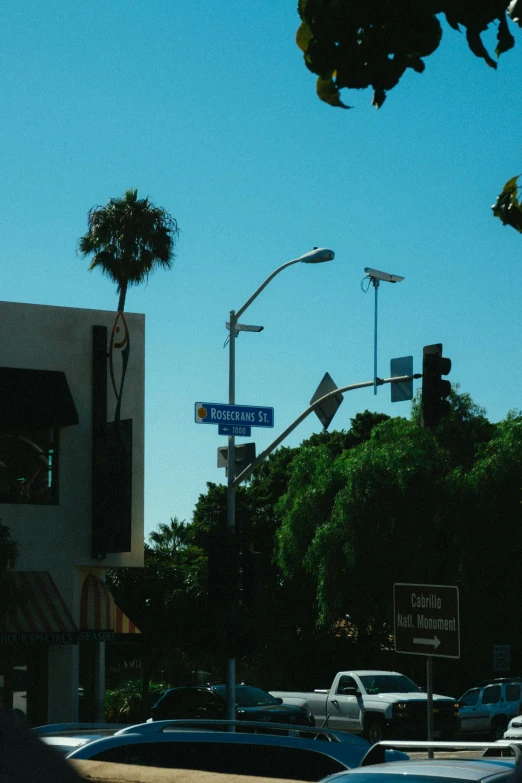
[365,716,385,744]
[491,717,508,741]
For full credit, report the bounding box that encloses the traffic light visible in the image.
[421,343,452,427]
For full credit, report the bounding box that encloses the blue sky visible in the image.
[2,2,522,537]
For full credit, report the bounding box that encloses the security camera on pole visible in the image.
[362,267,405,395]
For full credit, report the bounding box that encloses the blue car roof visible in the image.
[66,727,369,766]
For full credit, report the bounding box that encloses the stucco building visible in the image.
[0,300,144,725]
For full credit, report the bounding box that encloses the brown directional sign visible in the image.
[394,583,460,659]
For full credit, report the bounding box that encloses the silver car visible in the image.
[320,740,522,783]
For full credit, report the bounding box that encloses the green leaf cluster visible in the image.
[492,175,522,233]
[297,1,520,108]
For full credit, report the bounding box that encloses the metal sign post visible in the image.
[394,583,459,755]
[427,655,434,758]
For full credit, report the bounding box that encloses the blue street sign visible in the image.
[218,424,252,437]
[195,402,274,428]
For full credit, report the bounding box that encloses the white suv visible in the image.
[458,678,522,740]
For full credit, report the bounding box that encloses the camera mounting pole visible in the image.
[363,267,405,395]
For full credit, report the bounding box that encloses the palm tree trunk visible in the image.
[117,281,128,312]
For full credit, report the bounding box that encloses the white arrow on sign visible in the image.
[413,635,441,649]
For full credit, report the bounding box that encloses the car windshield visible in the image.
[359,675,423,694]
[213,686,279,707]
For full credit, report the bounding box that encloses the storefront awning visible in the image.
[80,574,141,635]
[0,367,79,429]
[0,571,79,645]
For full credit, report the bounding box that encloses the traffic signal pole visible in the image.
[232,372,421,489]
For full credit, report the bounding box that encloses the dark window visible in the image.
[482,685,501,705]
[154,688,222,718]
[459,690,480,707]
[92,741,346,781]
[337,676,357,694]
[213,685,278,707]
[0,426,58,504]
[359,675,423,695]
[506,684,521,702]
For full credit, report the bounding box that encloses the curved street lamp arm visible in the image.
[232,373,419,488]
[235,258,303,320]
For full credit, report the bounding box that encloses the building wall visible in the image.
[0,300,145,722]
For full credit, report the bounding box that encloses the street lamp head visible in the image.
[299,247,335,264]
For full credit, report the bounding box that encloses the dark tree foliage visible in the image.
[303,411,390,455]
[111,400,522,694]
[106,517,209,688]
[187,415,397,688]
[277,390,522,688]
[492,174,522,232]
[297,1,522,109]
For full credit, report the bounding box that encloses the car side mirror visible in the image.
[340,686,361,697]
[275,697,283,704]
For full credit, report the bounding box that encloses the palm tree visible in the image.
[148,517,189,553]
[78,188,179,312]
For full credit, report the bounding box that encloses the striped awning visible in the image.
[1,571,79,644]
[80,574,140,634]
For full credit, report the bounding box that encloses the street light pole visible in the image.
[226,307,237,720]
[224,248,334,721]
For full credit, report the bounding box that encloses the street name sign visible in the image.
[218,424,252,437]
[393,583,460,659]
[195,402,274,428]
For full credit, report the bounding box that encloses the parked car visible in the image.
[151,683,315,726]
[32,723,132,756]
[504,715,522,739]
[459,678,522,740]
[318,740,522,783]
[271,670,459,743]
[65,719,408,780]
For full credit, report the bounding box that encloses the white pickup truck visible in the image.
[270,669,459,744]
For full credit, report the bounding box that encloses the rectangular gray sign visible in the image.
[394,583,460,659]
[390,356,413,402]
